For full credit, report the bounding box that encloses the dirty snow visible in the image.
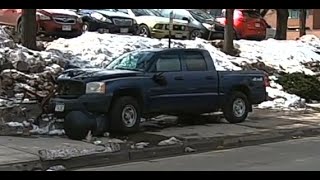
[158,137,182,146]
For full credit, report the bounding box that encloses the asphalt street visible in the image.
[78,136,320,171]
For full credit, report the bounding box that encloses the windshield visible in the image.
[106,51,155,71]
[188,9,214,23]
[131,9,157,16]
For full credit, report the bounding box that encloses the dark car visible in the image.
[160,9,224,40]
[50,48,268,140]
[76,9,138,34]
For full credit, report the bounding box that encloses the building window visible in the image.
[289,9,311,19]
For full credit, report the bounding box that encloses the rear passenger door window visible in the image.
[183,51,207,71]
[155,54,181,72]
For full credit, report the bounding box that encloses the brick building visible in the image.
[264,9,320,30]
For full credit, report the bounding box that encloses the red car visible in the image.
[0,9,83,38]
[216,9,268,40]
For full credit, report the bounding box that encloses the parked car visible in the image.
[50,48,268,140]
[75,9,138,34]
[159,9,224,40]
[0,9,83,38]
[216,9,268,40]
[114,9,190,39]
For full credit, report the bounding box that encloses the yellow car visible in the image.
[116,9,190,39]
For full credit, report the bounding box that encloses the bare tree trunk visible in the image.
[260,9,270,17]
[299,9,307,37]
[275,9,289,40]
[21,9,37,50]
[223,9,234,55]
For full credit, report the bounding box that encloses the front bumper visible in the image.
[37,20,83,38]
[49,94,113,117]
[151,29,189,39]
[89,21,138,34]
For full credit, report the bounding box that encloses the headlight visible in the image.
[77,17,83,23]
[154,24,164,29]
[36,13,51,21]
[133,19,137,24]
[202,23,215,31]
[91,12,112,23]
[86,82,106,94]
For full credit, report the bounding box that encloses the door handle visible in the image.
[206,76,214,80]
[174,76,184,80]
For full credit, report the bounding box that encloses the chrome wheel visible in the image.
[232,98,246,118]
[121,105,137,128]
[138,26,149,37]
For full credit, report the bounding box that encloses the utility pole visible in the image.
[169,11,173,48]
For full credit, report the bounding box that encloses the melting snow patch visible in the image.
[158,137,182,146]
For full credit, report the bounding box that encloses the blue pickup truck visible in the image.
[50,48,268,140]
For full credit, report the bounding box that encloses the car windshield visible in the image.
[131,9,157,16]
[106,51,155,71]
[188,9,214,23]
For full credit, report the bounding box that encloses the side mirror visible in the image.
[182,17,190,23]
[152,73,167,86]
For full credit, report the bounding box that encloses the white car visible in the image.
[115,9,190,39]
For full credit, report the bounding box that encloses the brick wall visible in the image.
[264,9,320,30]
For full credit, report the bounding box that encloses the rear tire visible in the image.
[109,96,141,133]
[82,21,92,32]
[223,91,250,124]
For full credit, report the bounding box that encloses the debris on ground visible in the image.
[131,142,150,149]
[158,137,182,146]
[46,165,66,171]
[38,145,106,161]
[184,147,196,153]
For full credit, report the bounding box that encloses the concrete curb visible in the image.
[3,125,320,171]
[39,125,320,171]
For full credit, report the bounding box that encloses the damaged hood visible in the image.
[58,68,142,82]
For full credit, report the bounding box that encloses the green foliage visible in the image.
[277,72,320,101]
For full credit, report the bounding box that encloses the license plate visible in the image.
[62,25,72,31]
[120,28,129,33]
[255,23,261,28]
[175,34,183,38]
[55,104,65,112]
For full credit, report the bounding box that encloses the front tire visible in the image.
[223,91,250,124]
[190,29,202,40]
[109,96,141,133]
[138,24,151,38]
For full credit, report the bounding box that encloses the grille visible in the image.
[57,80,85,97]
[112,18,132,26]
[53,17,76,24]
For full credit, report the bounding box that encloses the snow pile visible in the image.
[234,38,320,75]
[299,35,320,52]
[45,32,240,71]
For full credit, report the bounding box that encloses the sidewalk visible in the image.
[0,109,320,171]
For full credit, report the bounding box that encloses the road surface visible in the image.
[77,136,320,171]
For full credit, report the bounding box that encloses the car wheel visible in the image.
[109,96,141,133]
[64,111,97,140]
[138,25,151,38]
[190,29,202,40]
[223,91,250,124]
[17,20,23,35]
[82,22,91,32]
